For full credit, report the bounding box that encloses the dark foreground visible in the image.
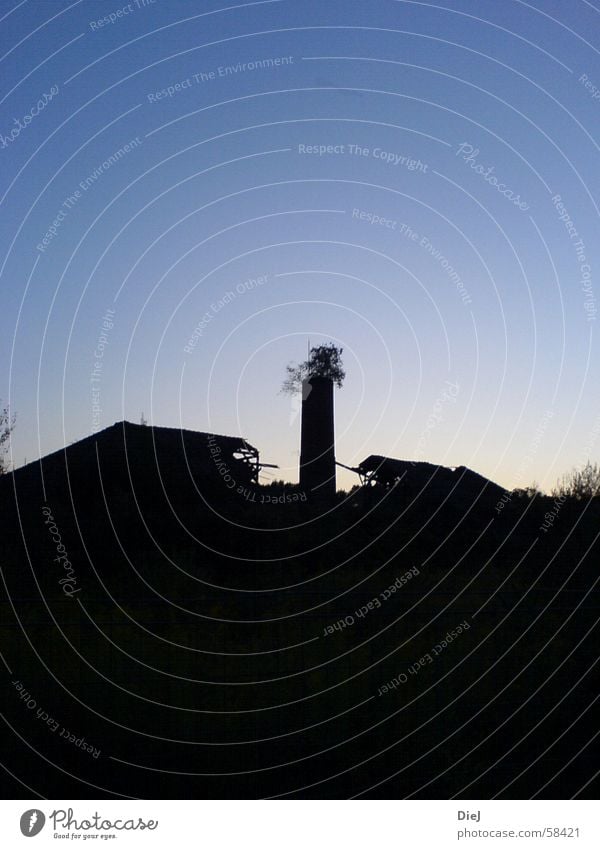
[1,424,599,799]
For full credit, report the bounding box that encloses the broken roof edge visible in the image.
[341,454,503,490]
[9,420,259,475]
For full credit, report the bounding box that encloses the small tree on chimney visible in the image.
[281,343,345,394]
[282,344,344,501]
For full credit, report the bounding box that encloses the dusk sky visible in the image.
[2,0,599,492]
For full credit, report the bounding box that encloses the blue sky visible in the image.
[1,0,599,491]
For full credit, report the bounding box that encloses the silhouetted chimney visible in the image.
[299,375,336,500]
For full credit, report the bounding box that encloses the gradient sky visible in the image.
[1,0,599,492]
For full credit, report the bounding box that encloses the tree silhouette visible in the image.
[553,460,600,499]
[281,343,345,394]
[0,402,16,474]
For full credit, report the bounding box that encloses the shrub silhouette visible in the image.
[553,460,600,499]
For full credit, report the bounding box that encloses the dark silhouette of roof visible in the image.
[339,453,504,499]
[3,421,264,500]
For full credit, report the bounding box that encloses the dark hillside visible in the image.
[1,423,598,799]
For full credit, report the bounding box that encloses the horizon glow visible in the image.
[2,0,599,494]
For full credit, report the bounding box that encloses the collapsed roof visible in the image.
[5,421,269,497]
[339,454,504,499]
